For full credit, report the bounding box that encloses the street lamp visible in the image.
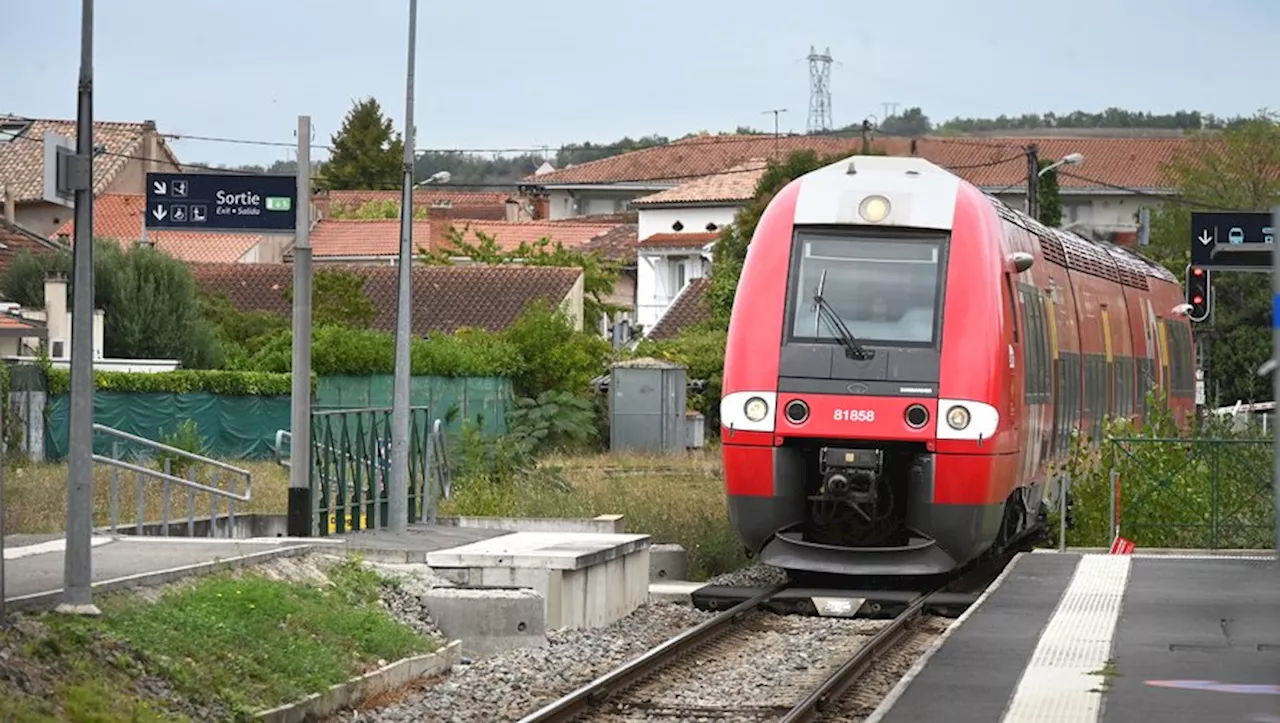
[1039,152,1083,177]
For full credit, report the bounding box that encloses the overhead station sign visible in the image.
[1190,211,1274,270]
[145,172,297,232]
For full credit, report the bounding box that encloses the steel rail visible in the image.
[779,590,931,723]
[516,584,788,723]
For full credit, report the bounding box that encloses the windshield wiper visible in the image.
[813,270,874,361]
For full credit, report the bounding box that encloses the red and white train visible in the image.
[719,154,1196,578]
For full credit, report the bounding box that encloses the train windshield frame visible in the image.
[783,226,950,349]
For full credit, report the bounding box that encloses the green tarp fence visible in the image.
[42,375,513,462]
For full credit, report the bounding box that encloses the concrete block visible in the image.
[426,531,652,631]
[649,581,706,605]
[434,514,627,534]
[424,587,547,657]
[649,543,688,581]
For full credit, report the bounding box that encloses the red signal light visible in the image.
[1192,267,1204,276]
[1193,295,1204,304]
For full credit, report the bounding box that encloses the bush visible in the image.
[239,324,521,378]
[501,300,613,399]
[1049,390,1274,550]
[45,368,298,396]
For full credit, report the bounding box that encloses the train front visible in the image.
[720,155,1015,578]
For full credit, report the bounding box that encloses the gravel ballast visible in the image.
[333,602,717,722]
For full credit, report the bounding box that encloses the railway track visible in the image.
[515,584,942,723]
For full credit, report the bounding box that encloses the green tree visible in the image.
[880,107,932,136]
[280,269,378,328]
[1037,158,1063,227]
[329,199,428,220]
[418,227,621,328]
[0,242,222,368]
[321,98,405,190]
[1143,111,1280,405]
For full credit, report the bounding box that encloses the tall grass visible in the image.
[441,446,749,580]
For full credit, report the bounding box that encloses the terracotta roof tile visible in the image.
[638,231,720,249]
[647,277,711,340]
[321,189,511,220]
[49,194,262,263]
[0,219,67,292]
[444,220,621,253]
[189,262,583,334]
[582,224,638,263]
[526,132,1205,193]
[631,159,768,206]
[0,116,179,202]
[0,313,43,331]
[304,218,623,259]
[307,219,436,258]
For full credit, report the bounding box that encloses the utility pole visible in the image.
[287,115,313,538]
[59,0,99,616]
[761,108,786,158]
[388,0,418,534]
[1025,143,1040,221]
[881,102,899,121]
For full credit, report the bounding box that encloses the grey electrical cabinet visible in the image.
[609,357,687,453]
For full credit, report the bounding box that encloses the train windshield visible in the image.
[788,230,945,347]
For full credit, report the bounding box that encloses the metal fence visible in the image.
[1086,437,1276,550]
[275,406,452,536]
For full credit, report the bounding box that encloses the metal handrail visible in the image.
[92,455,250,502]
[95,424,252,477]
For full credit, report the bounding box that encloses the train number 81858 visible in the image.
[833,409,876,422]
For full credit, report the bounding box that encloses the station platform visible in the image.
[868,550,1280,723]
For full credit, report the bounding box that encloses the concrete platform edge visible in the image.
[4,542,318,612]
[253,640,461,723]
[863,551,1031,723]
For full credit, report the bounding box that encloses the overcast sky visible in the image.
[6,0,1276,168]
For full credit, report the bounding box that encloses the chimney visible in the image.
[3,184,14,224]
[44,274,69,359]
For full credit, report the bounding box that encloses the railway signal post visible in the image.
[1191,209,1277,554]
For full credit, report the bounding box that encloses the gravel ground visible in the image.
[364,562,455,648]
[330,602,717,723]
[599,611,883,722]
[825,615,954,723]
[703,561,790,588]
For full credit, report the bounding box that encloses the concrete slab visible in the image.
[424,587,547,657]
[424,531,650,570]
[648,580,705,604]
[435,514,627,534]
[1101,556,1280,723]
[426,531,652,630]
[333,524,512,564]
[3,536,318,611]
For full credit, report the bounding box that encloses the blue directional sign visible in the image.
[1191,211,1274,269]
[145,172,297,232]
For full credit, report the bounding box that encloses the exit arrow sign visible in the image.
[265,196,292,212]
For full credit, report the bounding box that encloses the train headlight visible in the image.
[946,405,971,430]
[744,397,769,422]
[859,195,891,223]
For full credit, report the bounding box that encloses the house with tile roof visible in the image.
[48,193,282,264]
[523,131,1203,244]
[0,115,183,238]
[289,218,625,264]
[628,159,765,332]
[189,262,587,333]
[579,223,639,337]
[0,217,68,288]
